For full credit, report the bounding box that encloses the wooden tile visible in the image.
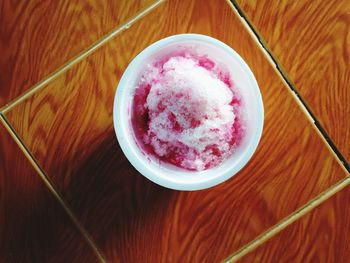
[4,0,347,261]
[0,0,155,107]
[235,0,350,161]
[237,183,350,263]
[0,120,99,262]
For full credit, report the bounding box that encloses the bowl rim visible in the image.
[113,33,264,191]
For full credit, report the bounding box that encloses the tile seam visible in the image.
[227,0,350,175]
[224,176,350,262]
[0,113,107,263]
[1,0,164,114]
[222,0,350,261]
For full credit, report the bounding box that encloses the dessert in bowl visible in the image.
[113,34,264,190]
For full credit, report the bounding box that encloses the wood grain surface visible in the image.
[4,0,348,261]
[238,184,350,263]
[0,0,155,108]
[235,0,350,162]
[0,119,99,262]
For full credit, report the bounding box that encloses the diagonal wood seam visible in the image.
[0,0,165,114]
[0,113,107,263]
[226,0,350,175]
[0,1,165,260]
[223,0,350,262]
[224,176,350,262]
[1,0,349,260]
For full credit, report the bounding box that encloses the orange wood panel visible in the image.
[0,0,155,107]
[235,0,350,162]
[238,184,350,263]
[4,0,348,261]
[0,120,99,262]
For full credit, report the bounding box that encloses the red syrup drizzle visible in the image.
[131,54,245,171]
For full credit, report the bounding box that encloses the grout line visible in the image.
[0,113,107,263]
[224,176,350,262]
[222,0,350,261]
[1,0,164,114]
[227,0,350,176]
[1,1,347,261]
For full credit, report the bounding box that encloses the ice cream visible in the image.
[131,53,245,171]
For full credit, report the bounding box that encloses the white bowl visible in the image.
[113,34,264,191]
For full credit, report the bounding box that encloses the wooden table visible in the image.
[0,0,349,262]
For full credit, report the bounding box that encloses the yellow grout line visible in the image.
[0,1,165,259]
[1,0,348,261]
[0,113,107,263]
[225,0,350,176]
[224,176,350,262]
[1,0,164,114]
[222,0,350,261]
